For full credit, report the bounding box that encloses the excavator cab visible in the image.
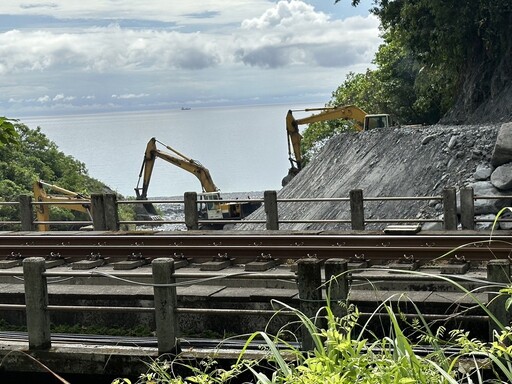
[198,192,223,220]
[364,114,392,130]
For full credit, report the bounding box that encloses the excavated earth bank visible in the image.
[238,123,512,231]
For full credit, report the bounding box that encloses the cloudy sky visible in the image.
[0,0,381,117]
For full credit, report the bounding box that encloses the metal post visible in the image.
[184,192,199,230]
[19,194,35,231]
[443,187,458,230]
[460,187,475,230]
[324,259,349,319]
[487,260,511,340]
[23,257,51,350]
[349,189,364,231]
[297,258,323,351]
[91,193,106,230]
[152,258,179,354]
[103,193,120,231]
[264,190,279,230]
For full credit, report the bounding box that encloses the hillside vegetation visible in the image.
[303,1,512,162]
[0,122,113,226]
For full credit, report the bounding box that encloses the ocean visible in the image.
[20,104,320,198]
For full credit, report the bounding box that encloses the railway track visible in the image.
[0,230,510,267]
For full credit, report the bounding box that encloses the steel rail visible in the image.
[0,232,510,243]
[0,243,507,260]
[0,232,510,263]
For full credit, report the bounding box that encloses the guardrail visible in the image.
[0,257,508,352]
[1,187,511,231]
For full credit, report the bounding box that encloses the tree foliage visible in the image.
[302,0,512,162]
[0,122,108,226]
[343,0,512,122]
[0,117,19,147]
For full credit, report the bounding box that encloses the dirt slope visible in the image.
[238,124,500,231]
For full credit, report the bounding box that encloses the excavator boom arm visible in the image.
[296,105,367,130]
[136,137,219,199]
[33,180,91,231]
[285,105,367,169]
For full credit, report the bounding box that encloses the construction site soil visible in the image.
[237,123,509,231]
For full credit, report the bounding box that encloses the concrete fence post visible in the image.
[152,258,179,355]
[184,192,199,230]
[443,187,458,230]
[324,259,349,319]
[264,190,279,230]
[19,194,35,231]
[91,193,106,230]
[297,258,323,351]
[460,187,475,230]
[103,193,120,231]
[487,259,511,340]
[23,257,51,350]
[350,189,365,231]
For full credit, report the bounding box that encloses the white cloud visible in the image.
[241,0,328,29]
[112,93,149,99]
[236,1,380,68]
[0,4,379,73]
[53,93,75,101]
[0,0,381,115]
[37,95,51,103]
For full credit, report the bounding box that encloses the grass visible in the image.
[121,281,512,383]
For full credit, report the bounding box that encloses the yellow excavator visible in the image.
[135,137,261,228]
[283,105,393,186]
[33,180,92,231]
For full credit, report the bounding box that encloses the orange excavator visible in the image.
[283,105,393,186]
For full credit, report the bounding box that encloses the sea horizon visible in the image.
[20,103,322,197]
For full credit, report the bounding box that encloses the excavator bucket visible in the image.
[134,202,160,221]
[134,188,161,220]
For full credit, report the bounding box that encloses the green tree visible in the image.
[0,117,19,147]
[341,0,512,123]
[302,0,512,163]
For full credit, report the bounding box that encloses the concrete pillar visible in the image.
[264,190,279,230]
[152,258,179,355]
[297,258,323,350]
[184,192,198,230]
[324,259,349,319]
[443,187,458,230]
[91,193,106,230]
[487,259,511,340]
[19,194,35,231]
[103,193,120,231]
[23,257,51,350]
[460,187,475,230]
[349,189,364,231]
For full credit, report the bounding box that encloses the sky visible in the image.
[0,0,381,117]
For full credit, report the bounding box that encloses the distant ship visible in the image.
[181,107,191,110]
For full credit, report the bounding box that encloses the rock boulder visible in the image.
[491,122,512,166]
